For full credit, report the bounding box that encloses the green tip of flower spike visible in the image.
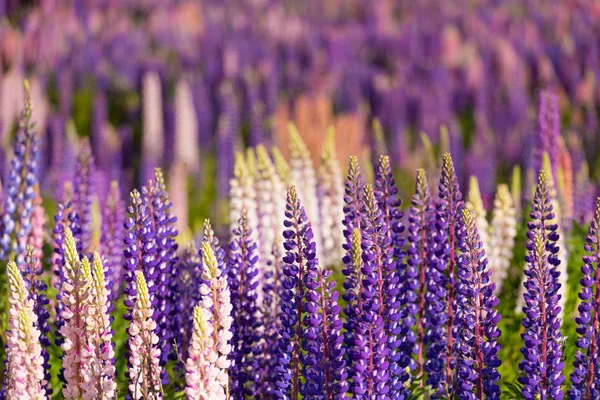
[461,208,474,227]
[379,155,391,172]
[193,305,208,337]
[272,146,290,183]
[363,182,376,211]
[154,167,166,189]
[63,227,80,267]
[321,127,336,163]
[7,260,27,303]
[17,308,31,337]
[233,151,248,179]
[135,270,150,308]
[416,168,426,185]
[22,79,32,118]
[256,145,275,177]
[442,152,455,176]
[202,219,215,243]
[511,166,521,202]
[81,256,92,284]
[351,228,362,268]
[467,176,485,214]
[201,241,218,278]
[496,184,512,206]
[92,252,106,291]
[288,123,309,159]
[246,147,258,178]
[287,185,299,208]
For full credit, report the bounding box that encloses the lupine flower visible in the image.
[466,176,490,255]
[406,169,435,376]
[199,241,232,394]
[216,81,239,201]
[185,305,225,400]
[60,227,92,399]
[427,153,465,396]
[127,270,163,400]
[100,181,125,304]
[518,172,565,400]
[228,209,260,398]
[316,128,344,267]
[25,185,45,272]
[488,184,517,294]
[141,71,165,184]
[272,146,291,187]
[288,124,321,258]
[229,152,259,244]
[5,261,46,400]
[373,154,410,397]
[534,89,560,181]
[355,183,390,397]
[455,210,502,400]
[255,145,286,287]
[511,165,522,216]
[81,253,116,400]
[569,198,600,399]
[174,79,200,174]
[73,138,96,253]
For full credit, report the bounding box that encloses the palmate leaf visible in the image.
[504,381,526,400]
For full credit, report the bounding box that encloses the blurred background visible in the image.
[1,0,599,231]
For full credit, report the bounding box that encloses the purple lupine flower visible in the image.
[569,197,600,399]
[406,169,435,377]
[518,172,565,400]
[455,210,502,400]
[216,80,239,201]
[374,154,410,397]
[0,81,39,270]
[356,183,390,397]
[276,186,313,399]
[141,71,165,184]
[534,89,560,180]
[426,153,464,396]
[73,138,96,253]
[100,180,125,305]
[228,209,261,399]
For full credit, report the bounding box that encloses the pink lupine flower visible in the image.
[81,253,116,400]
[25,185,46,272]
[127,270,163,400]
[5,260,46,399]
[60,226,92,399]
[185,305,226,400]
[199,241,232,391]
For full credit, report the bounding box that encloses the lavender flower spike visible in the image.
[100,181,125,303]
[73,138,96,253]
[518,172,565,400]
[128,270,163,399]
[5,261,46,399]
[455,210,502,400]
[569,198,600,399]
[81,253,116,400]
[534,89,560,180]
[60,227,92,399]
[185,306,226,400]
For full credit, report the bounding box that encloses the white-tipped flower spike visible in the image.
[288,123,321,257]
[466,175,490,256]
[489,184,517,294]
[174,79,200,173]
[199,242,232,392]
[185,306,226,400]
[229,152,259,242]
[255,145,286,285]
[128,271,163,400]
[81,253,116,400]
[141,71,164,183]
[60,227,92,399]
[5,261,46,399]
[317,128,345,266]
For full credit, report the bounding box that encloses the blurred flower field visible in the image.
[0,1,600,399]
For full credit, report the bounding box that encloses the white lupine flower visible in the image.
[466,176,490,256]
[255,145,286,284]
[128,271,163,400]
[174,79,200,173]
[488,184,517,294]
[81,254,116,400]
[316,128,344,266]
[288,123,321,256]
[229,152,259,242]
[199,242,233,392]
[272,146,291,187]
[141,71,164,182]
[60,228,92,400]
[5,261,46,400]
[185,306,226,400]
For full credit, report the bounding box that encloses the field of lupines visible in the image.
[1,1,600,400]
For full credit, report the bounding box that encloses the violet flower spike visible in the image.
[518,172,565,400]
[73,138,96,253]
[455,210,502,400]
[100,180,125,305]
[569,197,600,399]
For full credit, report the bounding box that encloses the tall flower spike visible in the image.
[60,227,92,399]
[228,209,261,398]
[518,172,565,400]
[356,183,390,397]
[73,138,96,253]
[81,253,116,400]
[288,123,321,259]
[373,154,410,397]
[101,181,125,304]
[26,185,45,274]
[272,146,291,187]
[317,128,345,267]
[185,305,225,400]
[0,82,39,344]
[455,210,502,400]
[406,169,435,377]
[199,241,232,394]
[128,270,163,399]
[534,89,560,180]
[229,152,259,244]
[5,260,45,399]
[488,184,517,294]
[511,165,522,216]
[466,176,490,255]
[141,71,165,184]
[569,198,600,399]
